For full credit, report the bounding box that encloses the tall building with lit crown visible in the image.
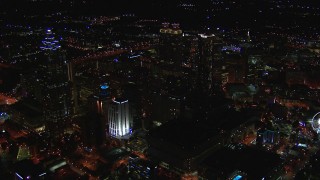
[39,28,72,135]
[197,33,215,94]
[85,83,111,146]
[91,83,110,115]
[108,98,132,139]
[159,23,184,68]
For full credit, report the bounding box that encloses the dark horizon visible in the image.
[2,0,320,30]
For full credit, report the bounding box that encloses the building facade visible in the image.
[108,98,132,139]
[40,29,72,136]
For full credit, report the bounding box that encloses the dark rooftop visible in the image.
[12,98,42,118]
[14,159,45,179]
[201,145,283,180]
[101,148,129,162]
[148,109,248,154]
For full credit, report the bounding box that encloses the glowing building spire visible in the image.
[40,28,61,51]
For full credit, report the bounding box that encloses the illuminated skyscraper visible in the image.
[40,29,61,51]
[85,83,111,146]
[158,23,184,68]
[108,98,132,139]
[91,83,110,115]
[39,28,72,135]
[197,33,215,94]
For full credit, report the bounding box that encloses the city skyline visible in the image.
[1,1,320,179]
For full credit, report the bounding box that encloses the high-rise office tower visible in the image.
[247,55,264,84]
[183,34,199,70]
[158,23,184,68]
[90,83,110,115]
[84,83,111,146]
[197,33,215,94]
[39,29,72,136]
[108,98,132,139]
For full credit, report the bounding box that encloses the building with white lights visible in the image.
[108,98,132,139]
[197,33,215,94]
